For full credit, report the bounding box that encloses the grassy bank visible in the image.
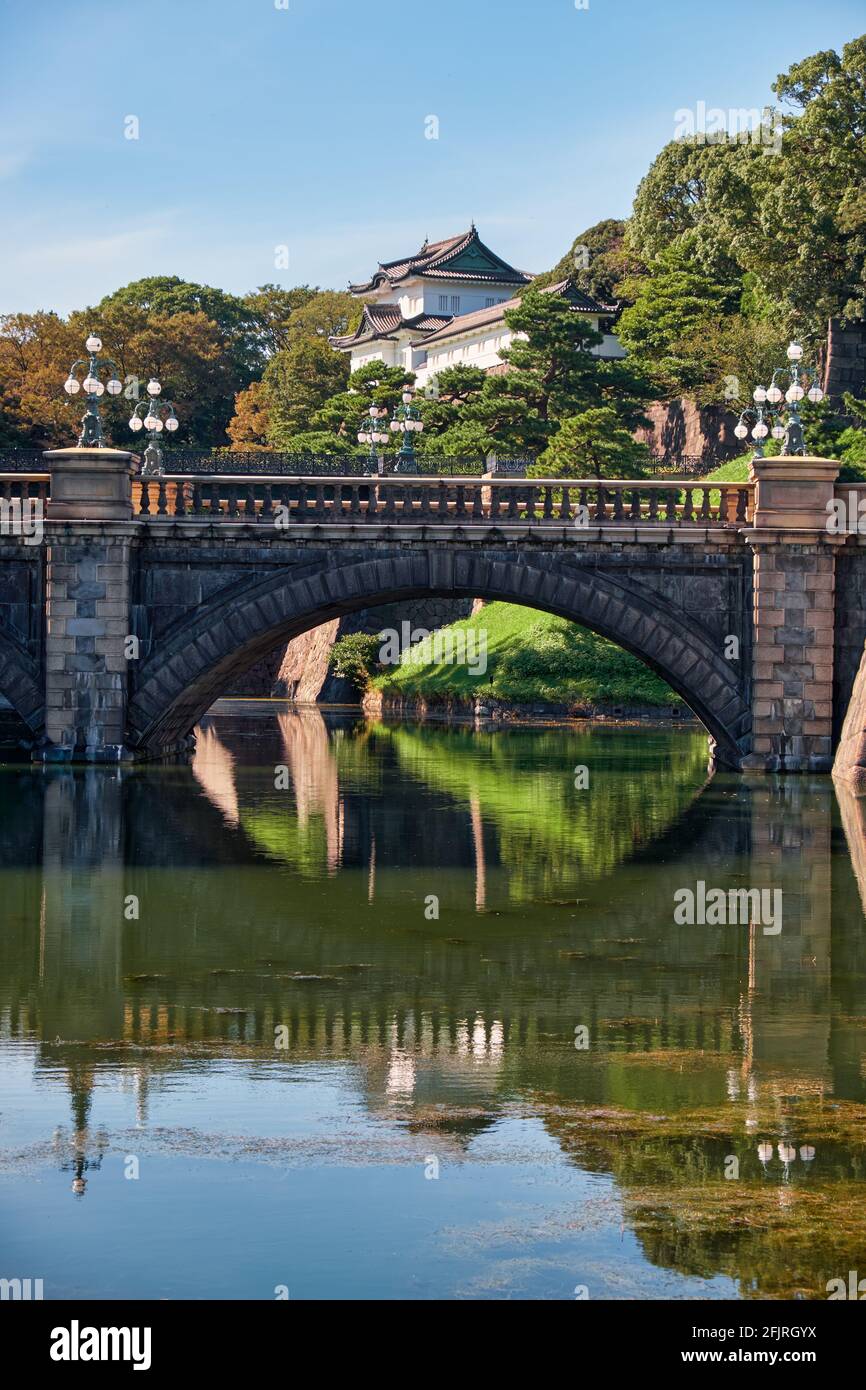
[370,601,681,709]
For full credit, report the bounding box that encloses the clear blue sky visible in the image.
[0,0,862,314]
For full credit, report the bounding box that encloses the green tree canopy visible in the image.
[536,407,651,478]
[264,334,350,448]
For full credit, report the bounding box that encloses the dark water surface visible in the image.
[1,705,865,1300]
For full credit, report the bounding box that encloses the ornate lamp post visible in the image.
[356,389,390,474]
[63,333,123,446]
[752,341,824,456]
[390,386,424,474]
[734,398,785,459]
[128,378,179,476]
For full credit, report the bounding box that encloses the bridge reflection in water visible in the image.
[1,709,866,1298]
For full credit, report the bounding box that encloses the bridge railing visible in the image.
[133,475,754,527]
[0,473,50,506]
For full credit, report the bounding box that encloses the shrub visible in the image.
[329,632,383,690]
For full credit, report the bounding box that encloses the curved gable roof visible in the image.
[349,226,533,294]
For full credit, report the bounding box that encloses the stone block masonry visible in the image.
[42,528,135,761]
[744,457,842,774]
[745,541,837,771]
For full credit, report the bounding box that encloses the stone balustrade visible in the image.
[132,474,754,528]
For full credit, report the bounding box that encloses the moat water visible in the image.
[1,705,865,1300]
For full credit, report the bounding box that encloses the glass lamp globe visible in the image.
[402,391,412,405]
[93,381,105,396]
[129,416,144,431]
[165,416,179,432]
[787,342,804,362]
[106,377,123,396]
[82,375,100,393]
[85,334,102,354]
[390,420,400,432]
[146,379,162,397]
[152,418,164,432]
[753,423,769,439]
[143,414,159,431]
[787,384,804,402]
[356,432,365,443]
[734,423,748,440]
[771,424,786,440]
[415,420,424,432]
[753,386,767,403]
[766,385,783,403]
[807,385,824,403]
[64,376,80,395]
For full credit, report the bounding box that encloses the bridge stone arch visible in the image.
[0,626,44,743]
[127,545,751,766]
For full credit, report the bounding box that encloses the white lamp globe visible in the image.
[753,386,767,403]
[787,342,803,362]
[807,385,824,403]
[416,420,424,432]
[402,391,412,405]
[107,377,122,396]
[143,414,159,431]
[129,416,144,431]
[82,375,100,394]
[766,384,783,403]
[165,416,179,432]
[93,381,105,397]
[757,1142,774,1164]
[64,376,80,395]
[146,379,162,397]
[152,417,164,432]
[390,420,399,432]
[734,423,749,440]
[772,424,786,440]
[356,432,365,443]
[753,423,769,439]
[787,384,804,402]
[85,334,102,354]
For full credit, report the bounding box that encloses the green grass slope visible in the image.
[373,602,680,709]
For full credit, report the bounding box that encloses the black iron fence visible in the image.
[0,446,716,478]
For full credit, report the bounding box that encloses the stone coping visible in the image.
[117,521,746,545]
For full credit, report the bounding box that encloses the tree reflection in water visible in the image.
[0,709,865,1297]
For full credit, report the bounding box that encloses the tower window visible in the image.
[450,295,460,313]
[438,295,448,312]
[485,297,495,308]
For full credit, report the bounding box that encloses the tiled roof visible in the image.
[330,304,452,349]
[416,279,615,348]
[546,279,618,314]
[420,296,521,346]
[349,226,533,294]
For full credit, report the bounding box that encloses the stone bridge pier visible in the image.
[4,445,866,777]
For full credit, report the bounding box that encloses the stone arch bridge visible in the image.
[3,448,866,780]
